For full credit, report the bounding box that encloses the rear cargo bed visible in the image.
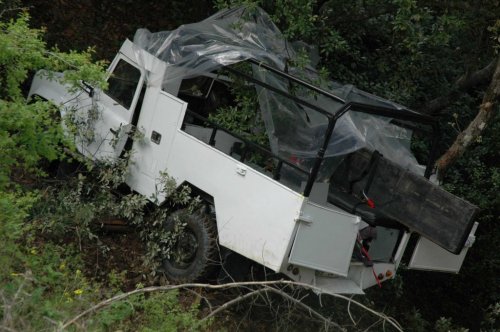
[329,149,478,254]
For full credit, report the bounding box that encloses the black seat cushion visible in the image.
[329,149,478,254]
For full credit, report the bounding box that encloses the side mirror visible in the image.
[81,81,94,97]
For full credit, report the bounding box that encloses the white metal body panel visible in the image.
[76,92,132,160]
[315,276,365,295]
[284,267,365,294]
[120,41,172,198]
[409,222,478,273]
[393,231,411,268]
[126,90,184,200]
[166,131,305,271]
[30,40,150,162]
[75,41,147,161]
[289,202,360,277]
[27,74,119,160]
[28,71,79,105]
[348,262,396,289]
[183,125,242,155]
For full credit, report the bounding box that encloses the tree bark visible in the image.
[421,60,496,115]
[436,56,500,177]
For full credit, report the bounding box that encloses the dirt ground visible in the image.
[82,229,148,290]
[77,225,324,331]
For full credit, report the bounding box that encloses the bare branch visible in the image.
[362,318,384,331]
[264,286,344,331]
[420,59,496,115]
[1,271,33,331]
[456,60,497,91]
[437,56,500,176]
[183,288,213,313]
[347,295,356,326]
[200,288,268,322]
[59,280,403,332]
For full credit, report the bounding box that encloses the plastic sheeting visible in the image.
[133,6,426,175]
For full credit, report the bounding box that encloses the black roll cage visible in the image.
[182,58,440,197]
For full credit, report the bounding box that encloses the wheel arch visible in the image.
[178,181,215,206]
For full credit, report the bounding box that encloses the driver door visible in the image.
[77,41,145,161]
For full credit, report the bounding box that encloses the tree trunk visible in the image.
[420,60,496,115]
[436,56,500,177]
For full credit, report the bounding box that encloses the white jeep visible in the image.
[29,7,478,294]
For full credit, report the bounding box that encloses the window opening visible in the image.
[107,59,141,109]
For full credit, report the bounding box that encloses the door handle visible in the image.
[236,165,247,176]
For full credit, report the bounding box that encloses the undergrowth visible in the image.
[1,153,206,331]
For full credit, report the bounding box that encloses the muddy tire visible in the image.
[162,207,219,283]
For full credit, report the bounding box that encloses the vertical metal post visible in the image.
[240,146,248,162]
[209,127,217,146]
[303,117,337,197]
[273,160,283,180]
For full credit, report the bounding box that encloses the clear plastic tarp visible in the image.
[133,6,426,175]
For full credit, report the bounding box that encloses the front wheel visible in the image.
[162,207,219,283]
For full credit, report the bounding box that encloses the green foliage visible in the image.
[0,191,35,241]
[95,299,136,328]
[140,291,203,331]
[401,308,430,332]
[0,190,37,279]
[314,1,465,105]
[0,13,107,278]
[0,13,106,101]
[0,100,64,189]
[93,290,205,332]
[1,244,94,331]
[434,317,468,332]
[0,12,99,330]
[270,0,317,40]
[209,69,267,146]
[488,19,500,54]
[443,114,500,213]
[0,11,206,331]
[133,170,201,272]
[482,302,500,332]
[214,0,261,12]
[0,151,206,330]
[2,241,207,331]
[0,13,46,100]
[32,155,201,273]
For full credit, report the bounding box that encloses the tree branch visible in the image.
[200,288,268,322]
[436,56,500,176]
[263,286,344,331]
[420,59,496,115]
[59,280,403,332]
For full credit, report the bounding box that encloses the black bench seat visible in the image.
[328,149,478,254]
[327,187,405,230]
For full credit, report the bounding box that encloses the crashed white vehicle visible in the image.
[29,7,478,294]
